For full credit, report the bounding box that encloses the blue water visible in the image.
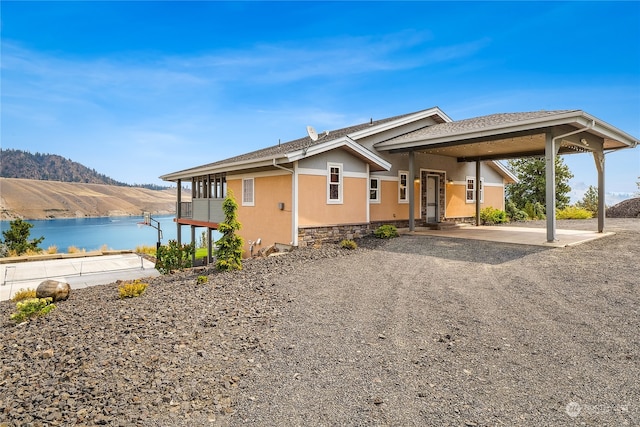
[0,215,211,252]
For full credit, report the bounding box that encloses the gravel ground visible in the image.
[1,218,638,426]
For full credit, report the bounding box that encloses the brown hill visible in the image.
[0,178,184,220]
[606,197,640,218]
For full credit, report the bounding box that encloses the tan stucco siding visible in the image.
[298,174,367,226]
[370,179,420,222]
[228,174,293,256]
[445,183,505,218]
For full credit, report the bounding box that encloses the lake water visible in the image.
[0,215,218,252]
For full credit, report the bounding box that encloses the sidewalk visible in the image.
[0,253,160,301]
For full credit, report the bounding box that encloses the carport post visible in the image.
[475,160,481,226]
[408,150,415,231]
[545,133,559,242]
[593,150,605,232]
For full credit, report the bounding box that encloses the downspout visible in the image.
[272,159,297,246]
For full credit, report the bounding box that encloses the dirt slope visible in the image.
[0,178,181,220]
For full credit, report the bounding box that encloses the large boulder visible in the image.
[36,280,71,302]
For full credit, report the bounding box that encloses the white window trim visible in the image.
[398,170,409,204]
[369,177,381,204]
[465,176,484,204]
[327,162,343,204]
[242,177,255,206]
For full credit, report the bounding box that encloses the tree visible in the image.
[576,185,599,217]
[506,157,573,211]
[1,219,45,256]
[215,190,244,271]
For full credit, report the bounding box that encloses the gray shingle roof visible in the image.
[381,110,577,143]
[173,109,437,174]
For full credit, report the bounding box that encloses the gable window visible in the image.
[242,178,254,206]
[369,177,380,203]
[327,163,343,204]
[399,171,409,203]
[465,177,484,203]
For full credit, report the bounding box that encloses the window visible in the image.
[369,178,380,203]
[242,178,254,206]
[327,163,343,203]
[465,177,484,203]
[399,171,408,203]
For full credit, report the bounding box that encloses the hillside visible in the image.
[0,149,165,190]
[0,178,182,220]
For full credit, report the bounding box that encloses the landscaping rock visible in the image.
[36,279,71,302]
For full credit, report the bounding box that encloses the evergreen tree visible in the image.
[576,185,599,217]
[506,157,573,211]
[1,219,45,256]
[215,190,244,271]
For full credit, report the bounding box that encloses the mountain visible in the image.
[0,178,180,220]
[0,149,165,190]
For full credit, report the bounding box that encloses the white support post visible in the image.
[593,150,606,232]
[545,133,559,242]
[475,160,481,226]
[408,151,415,231]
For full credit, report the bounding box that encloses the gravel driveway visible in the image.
[233,219,639,426]
[1,219,637,426]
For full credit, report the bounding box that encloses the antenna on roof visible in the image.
[306,125,319,141]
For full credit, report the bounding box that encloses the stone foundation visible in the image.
[298,219,427,247]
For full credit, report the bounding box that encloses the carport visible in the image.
[375,110,639,243]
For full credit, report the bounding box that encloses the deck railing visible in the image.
[178,199,224,223]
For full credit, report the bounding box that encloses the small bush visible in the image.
[557,206,593,219]
[46,245,58,254]
[67,246,86,254]
[135,245,158,256]
[524,202,546,220]
[118,280,148,299]
[12,288,37,302]
[197,275,208,285]
[505,200,528,222]
[156,240,195,274]
[480,207,508,225]
[10,297,56,323]
[339,239,358,250]
[374,224,399,239]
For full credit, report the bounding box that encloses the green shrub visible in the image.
[156,240,195,274]
[118,280,148,299]
[10,297,56,323]
[215,191,244,271]
[339,239,358,250]
[524,201,546,220]
[479,207,508,225]
[374,224,399,239]
[505,200,528,222]
[196,275,208,284]
[12,288,37,302]
[557,206,593,219]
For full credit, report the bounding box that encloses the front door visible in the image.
[426,175,438,223]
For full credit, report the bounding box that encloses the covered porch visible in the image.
[402,223,614,248]
[376,110,638,244]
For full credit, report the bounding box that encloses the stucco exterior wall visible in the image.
[369,179,420,222]
[228,173,293,256]
[445,183,505,218]
[298,174,367,226]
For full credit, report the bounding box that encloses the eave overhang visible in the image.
[375,110,639,162]
[286,136,392,171]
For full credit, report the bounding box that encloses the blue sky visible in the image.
[2,1,639,203]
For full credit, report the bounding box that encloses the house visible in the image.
[160,107,638,256]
